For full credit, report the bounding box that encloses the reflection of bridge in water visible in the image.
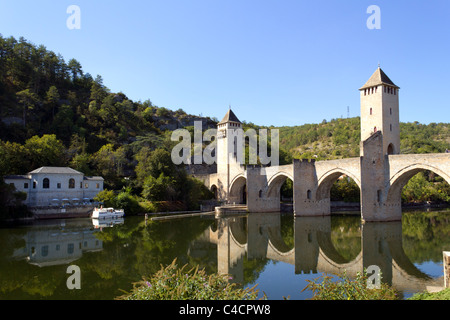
[195,213,442,294]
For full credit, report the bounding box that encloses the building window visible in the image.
[43,178,50,189]
[85,183,89,189]
[370,108,373,115]
[96,183,100,189]
[24,183,29,189]
[307,190,312,200]
[33,181,36,189]
[377,190,382,203]
[68,243,74,254]
[41,245,49,257]
[80,181,83,189]
[69,178,75,189]
[57,183,61,189]
[390,124,393,131]
[259,190,263,198]
[390,108,392,115]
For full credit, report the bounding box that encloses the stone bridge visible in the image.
[204,142,450,222]
[199,68,450,222]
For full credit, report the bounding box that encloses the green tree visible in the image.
[23,134,66,169]
[45,85,60,119]
[0,141,29,175]
[16,89,40,127]
[142,173,177,201]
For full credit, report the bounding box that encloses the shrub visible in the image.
[117,259,261,300]
[408,288,450,300]
[301,270,399,300]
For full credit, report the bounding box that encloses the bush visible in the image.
[408,288,450,300]
[117,259,261,300]
[302,270,399,300]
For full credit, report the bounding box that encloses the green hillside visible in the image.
[277,117,450,161]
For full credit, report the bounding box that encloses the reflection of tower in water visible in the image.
[204,213,442,294]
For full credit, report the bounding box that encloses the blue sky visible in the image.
[0,0,449,127]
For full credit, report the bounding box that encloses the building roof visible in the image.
[219,109,241,124]
[360,67,399,90]
[28,167,83,175]
[84,176,104,181]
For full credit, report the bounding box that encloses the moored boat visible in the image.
[92,207,125,219]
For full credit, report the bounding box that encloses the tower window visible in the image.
[390,124,392,131]
[390,108,392,115]
[370,108,373,115]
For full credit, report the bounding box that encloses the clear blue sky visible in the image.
[1,0,449,127]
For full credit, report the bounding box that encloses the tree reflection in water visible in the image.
[0,208,448,299]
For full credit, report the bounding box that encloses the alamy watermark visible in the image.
[367,5,381,30]
[67,5,81,30]
[170,121,279,168]
[366,265,381,289]
[66,265,81,290]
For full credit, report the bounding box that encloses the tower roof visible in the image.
[219,109,241,124]
[360,67,399,90]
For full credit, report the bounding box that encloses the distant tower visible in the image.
[359,67,400,155]
[216,108,243,175]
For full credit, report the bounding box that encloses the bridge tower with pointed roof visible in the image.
[359,67,400,155]
[216,109,246,201]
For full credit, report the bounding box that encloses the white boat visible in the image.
[92,207,125,219]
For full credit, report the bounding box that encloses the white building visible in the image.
[4,167,104,207]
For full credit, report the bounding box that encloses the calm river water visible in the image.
[0,208,449,300]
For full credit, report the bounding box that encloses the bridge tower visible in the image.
[359,67,400,156]
[216,109,246,203]
[359,67,401,221]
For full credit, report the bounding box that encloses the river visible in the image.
[0,208,449,300]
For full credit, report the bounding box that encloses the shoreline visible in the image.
[2,202,449,225]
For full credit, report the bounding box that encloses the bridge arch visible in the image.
[229,174,247,204]
[316,168,361,202]
[387,163,450,204]
[266,172,294,198]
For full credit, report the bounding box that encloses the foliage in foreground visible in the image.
[116,259,261,300]
[408,287,450,300]
[302,271,399,300]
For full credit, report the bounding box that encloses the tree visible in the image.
[68,58,83,80]
[142,173,177,201]
[45,85,60,119]
[23,134,66,169]
[16,89,40,127]
[0,141,29,175]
